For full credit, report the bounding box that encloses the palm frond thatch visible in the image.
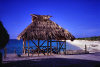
[17,14,75,41]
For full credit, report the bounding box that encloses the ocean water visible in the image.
[0,39,81,55]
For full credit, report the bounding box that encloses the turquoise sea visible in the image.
[0,39,81,55]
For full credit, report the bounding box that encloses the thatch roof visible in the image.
[17,14,75,41]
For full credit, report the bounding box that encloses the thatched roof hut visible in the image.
[17,14,75,56]
[17,14,75,41]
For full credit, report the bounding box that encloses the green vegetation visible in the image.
[0,21,9,49]
[76,36,100,41]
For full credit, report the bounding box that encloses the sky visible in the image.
[0,0,100,39]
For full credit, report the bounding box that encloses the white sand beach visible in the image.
[66,40,100,53]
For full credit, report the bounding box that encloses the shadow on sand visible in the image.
[2,58,100,67]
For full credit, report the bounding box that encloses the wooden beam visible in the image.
[60,42,64,49]
[50,40,52,55]
[59,42,66,51]
[49,41,65,42]
[31,40,38,47]
[40,40,46,47]
[31,40,43,53]
[41,46,50,47]
[28,40,29,57]
[38,40,40,56]
[47,40,49,56]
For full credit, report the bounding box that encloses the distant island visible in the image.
[76,36,100,41]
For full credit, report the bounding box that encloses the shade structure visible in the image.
[17,14,75,41]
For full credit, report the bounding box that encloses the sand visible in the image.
[3,52,100,62]
[2,53,100,67]
[66,40,100,53]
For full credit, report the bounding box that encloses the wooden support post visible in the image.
[59,42,61,54]
[85,44,87,53]
[4,48,7,58]
[25,41,26,54]
[28,40,29,57]
[47,40,49,56]
[56,42,58,54]
[14,49,16,54]
[62,42,64,54]
[64,41,66,55]
[38,40,40,56]
[50,40,52,55]
[23,39,26,54]
[23,40,25,53]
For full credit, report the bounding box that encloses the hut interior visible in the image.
[17,14,75,56]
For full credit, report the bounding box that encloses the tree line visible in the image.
[76,36,100,41]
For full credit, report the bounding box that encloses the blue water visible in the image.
[0,39,81,55]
